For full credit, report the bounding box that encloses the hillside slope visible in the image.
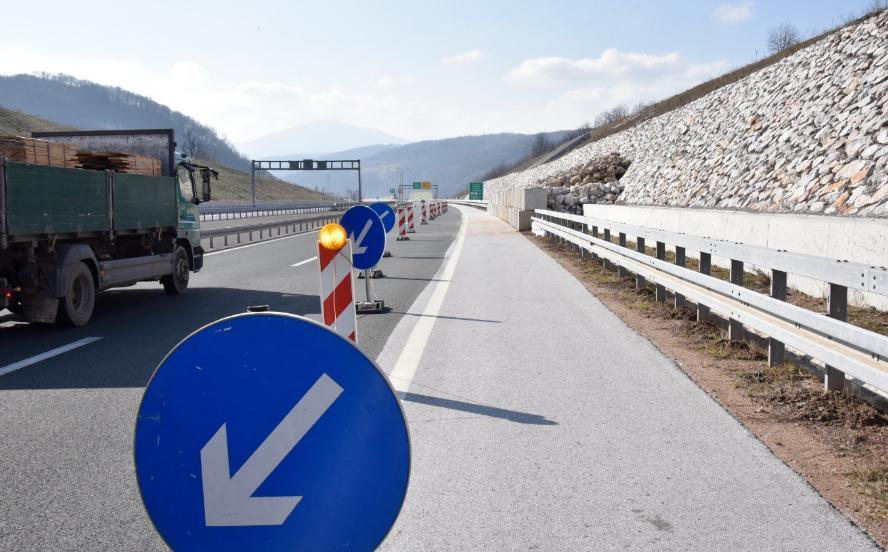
[487,10,888,218]
[0,74,249,170]
[0,106,72,135]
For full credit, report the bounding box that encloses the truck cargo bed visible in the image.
[1,160,177,244]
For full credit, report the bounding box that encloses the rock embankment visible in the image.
[488,10,888,217]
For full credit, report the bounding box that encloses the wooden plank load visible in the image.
[74,151,161,176]
[0,136,79,168]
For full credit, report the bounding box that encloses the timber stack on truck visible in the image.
[0,129,215,326]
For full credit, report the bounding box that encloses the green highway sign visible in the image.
[389,188,396,195]
[412,182,422,189]
[469,182,483,200]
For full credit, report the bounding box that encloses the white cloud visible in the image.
[504,49,730,130]
[712,2,756,24]
[442,49,487,64]
[505,49,722,87]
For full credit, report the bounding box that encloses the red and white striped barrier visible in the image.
[318,225,357,343]
[407,203,416,233]
[421,202,428,224]
[396,206,409,240]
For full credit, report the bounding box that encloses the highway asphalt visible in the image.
[376,206,878,551]
[0,204,879,550]
[0,208,460,551]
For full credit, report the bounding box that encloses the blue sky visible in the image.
[0,0,877,143]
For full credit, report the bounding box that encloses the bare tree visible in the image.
[530,133,551,157]
[183,127,201,159]
[870,0,888,13]
[767,23,801,54]
[594,104,629,128]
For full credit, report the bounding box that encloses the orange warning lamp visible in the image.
[319,223,348,251]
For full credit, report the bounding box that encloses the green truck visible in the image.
[0,129,213,326]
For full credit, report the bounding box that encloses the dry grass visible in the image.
[850,465,888,520]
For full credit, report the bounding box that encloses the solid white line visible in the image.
[386,208,468,393]
[291,256,318,268]
[0,336,103,377]
[205,230,319,257]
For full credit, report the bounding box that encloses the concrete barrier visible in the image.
[486,188,547,231]
[583,204,888,309]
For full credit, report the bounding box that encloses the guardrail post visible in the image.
[825,283,848,392]
[674,247,687,308]
[602,229,612,270]
[729,260,744,340]
[249,230,254,241]
[768,270,787,366]
[591,226,599,261]
[617,233,627,278]
[635,237,646,290]
[579,222,587,258]
[224,235,228,247]
[655,242,667,302]
[697,252,711,322]
[209,236,214,249]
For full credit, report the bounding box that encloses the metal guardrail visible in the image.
[201,213,339,251]
[532,209,888,397]
[198,201,355,221]
[449,199,487,208]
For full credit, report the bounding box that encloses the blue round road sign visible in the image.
[134,313,410,551]
[370,202,396,233]
[339,205,386,269]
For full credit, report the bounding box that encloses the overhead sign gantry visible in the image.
[250,159,363,205]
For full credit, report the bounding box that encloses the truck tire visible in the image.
[56,262,96,327]
[161,246,190,295]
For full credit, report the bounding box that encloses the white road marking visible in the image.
[291,256,318,268]
[0,336,103,377]
[205,230,319,257]
[386,208,468,393]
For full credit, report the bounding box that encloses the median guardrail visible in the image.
[532,209,888,397]
[198,201,355,221]
[201,213,340,251]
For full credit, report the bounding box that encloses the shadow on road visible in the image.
[0,286,320,391]
[389,311,501,324]
[401,391,557,426]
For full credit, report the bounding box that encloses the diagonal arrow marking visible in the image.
[200,373,343,527]
[350,219,373,255]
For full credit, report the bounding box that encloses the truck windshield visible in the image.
[177,166,195,202]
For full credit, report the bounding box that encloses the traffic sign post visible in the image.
[396,206,409,241]
[317,223,357,343]
[134,312,410,551]
[339,205,386,313]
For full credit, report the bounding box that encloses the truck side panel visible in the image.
[113,173,178,232]
[5,162,108,237]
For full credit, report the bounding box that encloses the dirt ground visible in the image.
[529,233,888,548]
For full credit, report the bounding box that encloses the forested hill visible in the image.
[0,73,248,170]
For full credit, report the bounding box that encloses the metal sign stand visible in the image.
[356,269,385,313]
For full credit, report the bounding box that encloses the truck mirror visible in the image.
[200,168,212,202]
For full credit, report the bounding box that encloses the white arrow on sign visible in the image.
[350,219,373,255]
[200,373,343,527]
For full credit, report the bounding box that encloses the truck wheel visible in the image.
[56,262,96,327]
[162,246,190,295]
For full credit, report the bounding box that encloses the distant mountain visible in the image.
[278,131,570,198]
[0,73,249,170]
[238,120,407,158]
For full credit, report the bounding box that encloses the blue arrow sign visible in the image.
[134,313,410,551]
[370,202,396,233]
[339,205,386,269]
